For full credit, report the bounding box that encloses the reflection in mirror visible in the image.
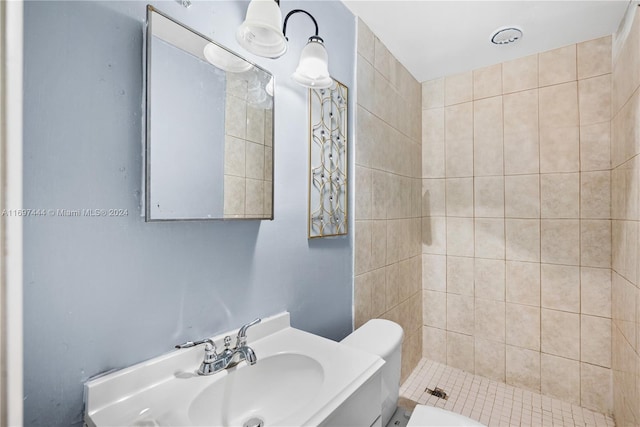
[146,6,274,221]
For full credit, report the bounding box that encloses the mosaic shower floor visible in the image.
[399,359,615,427]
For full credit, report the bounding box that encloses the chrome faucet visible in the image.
[175,318,261,376]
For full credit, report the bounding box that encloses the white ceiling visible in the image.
[342,0,631,82]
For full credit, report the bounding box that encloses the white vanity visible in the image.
[83,313,384,427]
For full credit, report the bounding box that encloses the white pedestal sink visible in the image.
[188,353,323,426]
[84,313,384,427]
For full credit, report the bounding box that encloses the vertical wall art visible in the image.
[308,79,348,238]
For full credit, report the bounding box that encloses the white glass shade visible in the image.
[266,76,275,97]
[203,43,252,73]
[236,0,287,58]
[291,38,332,89]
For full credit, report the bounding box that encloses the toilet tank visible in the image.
[341,319,404,427]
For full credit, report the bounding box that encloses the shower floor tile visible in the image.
[400,358,615,427]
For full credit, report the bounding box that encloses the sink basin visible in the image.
[84,313,385,427]
[188,353,323,426]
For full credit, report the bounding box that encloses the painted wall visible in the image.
[22,1,355,425]
[421,37,613,413]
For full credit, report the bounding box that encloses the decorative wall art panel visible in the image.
[308,80,348,238]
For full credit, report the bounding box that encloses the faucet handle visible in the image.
[175,338,216,352]
[236,318,261,347]
[176,339,205,349]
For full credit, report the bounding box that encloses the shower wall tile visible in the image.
[445,72,473,106]
[503,89,539,134]
[504,132,540,175]
[506,303,540,351]
[422,78,445,110]
[578,35,612,79]
[541,353,580,405]
[506,261,540,307]
[506,345,541,391]
[474,337,505,382]
[445,117,473,177]
[224,136,245,177]
[447,293,474,335]
[357,55,375,114]
[580,122,611,171]
[539,126,581,173]
[541,219,580,265]
[474,258,505,301]
[581,171,611,219]
[422,217,446,255]
[581,315,612,368]
[540,173,580,218]
[421,35,613,414]
[422,108,445,178]
[355,166,372,220]
[423,290,446,329]
[581,362,613,415]
[357,18,374,64]
[542,309,581,360]
[581,220,612,268]
[422,178,446,217]
[446,331,474,372]
[473,96,504,176]
[423,326,446,364]
[446,255,474,296]
[504,174,540,218]
[581,267,612,318]
[539,44,577,87]
[474,176,504,218]
[473,64,502,100]
[446,217,474,257]
[539,82,579,129]
[475,298,505,342]
[502,54,538,94]
[444,102,473,141]
[386,264,399,310]
[505,219,540,262]
[374,37,395,83]
[579,75,611,125]
[422,254,446,291]
[541,263,581,313]
[356,20,422,382]
[474,218,505,260]
[445,178,473,217]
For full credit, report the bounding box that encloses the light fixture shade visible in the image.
[291,37,332,89]
[266,76,275,97]
[203,43,252,73]
[236,0,287,58]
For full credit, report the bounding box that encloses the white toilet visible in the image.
[341,319,484,427]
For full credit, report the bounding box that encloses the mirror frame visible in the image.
[144,5,275,221]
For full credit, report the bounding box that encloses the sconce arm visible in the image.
[282,9,320,41]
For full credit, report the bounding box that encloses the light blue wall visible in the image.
[22,1,355,425]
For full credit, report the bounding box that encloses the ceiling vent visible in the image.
[490,27,523,45]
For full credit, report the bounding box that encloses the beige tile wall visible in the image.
[611,5,640,426]
[422,37,613,414]
[223,74,273,218]
[355,19,423,381]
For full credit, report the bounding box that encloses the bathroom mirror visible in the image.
[145,6,274,221]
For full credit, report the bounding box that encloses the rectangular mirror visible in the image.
[146,6,274,221]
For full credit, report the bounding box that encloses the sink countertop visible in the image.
[84,312,384,427]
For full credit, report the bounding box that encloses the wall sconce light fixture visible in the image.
[236,0,332,89]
